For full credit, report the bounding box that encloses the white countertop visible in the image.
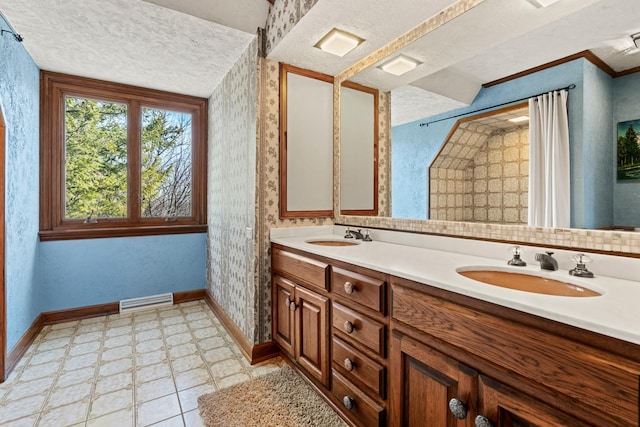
[271,226,640,346]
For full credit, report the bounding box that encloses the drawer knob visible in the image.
[475,415,494,427]
[344,281,355,294]
[448,398,468,419]
[342,395,355,410]
[343,320,355,334]
[344,358,355,371]
[286,299,297,311]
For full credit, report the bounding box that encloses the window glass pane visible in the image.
[64,96,128,219]
[141,107,192,218]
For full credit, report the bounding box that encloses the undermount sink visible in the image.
[457,268,602,297]
[305,239,360,247]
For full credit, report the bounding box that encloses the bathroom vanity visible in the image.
[271,227,640,427]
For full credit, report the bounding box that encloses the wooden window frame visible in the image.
[39,71,208,241]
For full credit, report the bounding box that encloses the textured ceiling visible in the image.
[0,0,257,97]
[143,0,270,35]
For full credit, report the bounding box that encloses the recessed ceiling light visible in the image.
[314,28,364,57]
[526,0,560,7]
[379,55,421,76]
[508,116,530,123]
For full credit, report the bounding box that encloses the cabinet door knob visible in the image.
[475,415,494,427]
[344,358,355,371]
[343,395,355,410]
[448,398,468,419]
[289,301,297,311]
[285,297,291,307]
[344,281,355,295]
[343,320,355,334]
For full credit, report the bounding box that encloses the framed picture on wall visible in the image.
[617,118,640,181]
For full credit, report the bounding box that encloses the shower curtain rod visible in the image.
[418,83,576,127]
[0,9,23,42]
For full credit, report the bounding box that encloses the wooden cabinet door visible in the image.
[390,331,477,427]
[295,285,329,387]
[273,275,295,357]
[476,375,589,427]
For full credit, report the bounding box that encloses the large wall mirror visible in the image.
[338,0,640,237]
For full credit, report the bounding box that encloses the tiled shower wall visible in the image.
[430,126,529,224]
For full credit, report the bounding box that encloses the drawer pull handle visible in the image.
[344,358,355,371]
[448,398,468,419]
[343,320,355,334]
[344,281,355,294]
[343,395,355,410]
[475,415,494,427]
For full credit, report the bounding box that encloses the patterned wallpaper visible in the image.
[378,91,392,217]
[207,38,259,342]
[265,0,319,55]
[255,58,333,343]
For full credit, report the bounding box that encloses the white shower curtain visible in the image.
[528,90,570,228]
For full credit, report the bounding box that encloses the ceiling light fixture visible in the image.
[632,32,640,49]
[314,28,364,57]
[379,55,421,76]
[526,0,560,8]
[508,116,530,123]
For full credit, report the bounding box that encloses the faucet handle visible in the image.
[344,227,354,239]
[570,253,594,278]
[363,230,372,242]
[571,253,592,265]
[507,246,526,266]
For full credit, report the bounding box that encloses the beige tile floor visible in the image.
[0,300,284,426]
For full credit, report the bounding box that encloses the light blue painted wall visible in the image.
[1,36,207,352]
[38,234,206,312]
[391,59,587,225]
[581,61,613,229]
[0,36,41,351]
[613,72,640,227]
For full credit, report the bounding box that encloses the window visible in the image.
[40,71,207,240]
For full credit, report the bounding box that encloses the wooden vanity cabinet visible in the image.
[272,248,330,387]
[390,276,640,427]
[271,244,389,427]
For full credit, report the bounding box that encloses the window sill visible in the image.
[39,224,208,241]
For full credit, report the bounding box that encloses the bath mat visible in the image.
[197,364,347,427]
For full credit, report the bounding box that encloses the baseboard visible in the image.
[5,314,44,379]
[203,290,279,365]
[174,289,207,304]
[4,289,208,381]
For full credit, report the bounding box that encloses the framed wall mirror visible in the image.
[280,64,334,218]
[337,0,640,241]
[340,81,379,216]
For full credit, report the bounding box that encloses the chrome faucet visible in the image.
[346,228,364,240]
[344,228,372,241]
[535,251,558,271]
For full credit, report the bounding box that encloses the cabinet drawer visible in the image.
[392,282,640,426]
[332,336,385,399]
[272,248,328,291]
[332,370,385,427]
[333,303,385,356]
[332,267,385,313]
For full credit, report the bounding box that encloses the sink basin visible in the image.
[305,239,360,247]
[458,269,601,297]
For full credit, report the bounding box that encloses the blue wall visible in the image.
[1,36,41,351]
[39,234,206,312]
[1,38,207,352]
[391,58,619,228]
[613,72,640,227]
[581,61,613,228]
